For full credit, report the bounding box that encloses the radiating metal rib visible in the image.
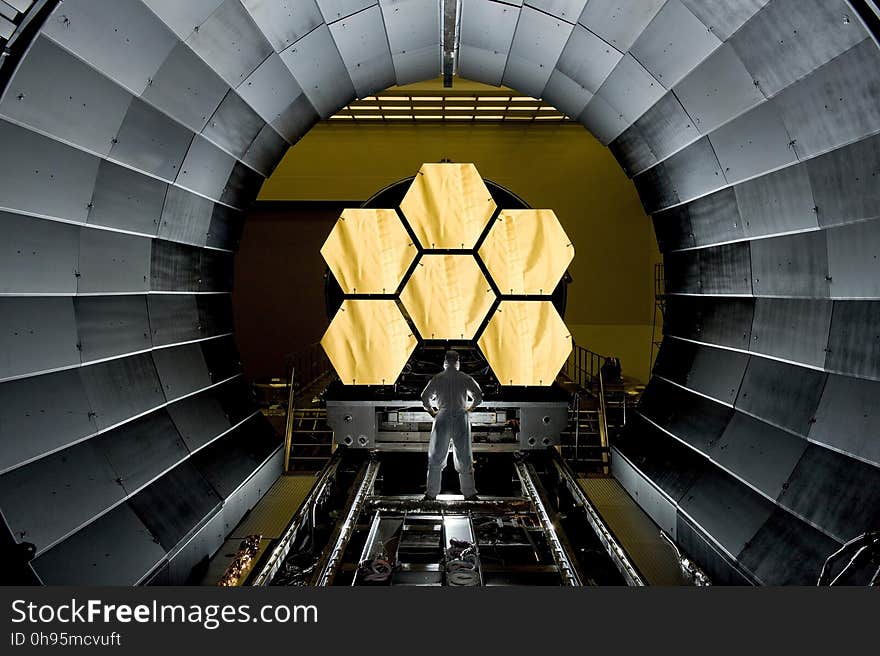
[514,460,581,586]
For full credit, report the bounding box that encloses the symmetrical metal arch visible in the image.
[0,0,879,585]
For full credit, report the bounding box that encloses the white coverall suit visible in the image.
[421,367,483,498]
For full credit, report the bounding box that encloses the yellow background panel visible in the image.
[321,300,417,385]
[400,163,497,249]
[400,254,496,340]
[320,209,416,294]
[478,301,572,386]
[479,210,574,295]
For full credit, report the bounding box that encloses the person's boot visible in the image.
[421,494,437,503]
[464,494,480,502]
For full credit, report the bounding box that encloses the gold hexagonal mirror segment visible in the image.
[478,210,574,295]
[400,254,496,340]
[477,301,572,386]
[320,209,417,295]
[400,163,497,249]
[320,300,417,385]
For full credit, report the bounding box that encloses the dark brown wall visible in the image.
[232,202,357,382]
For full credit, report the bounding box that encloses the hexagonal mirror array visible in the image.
[320,163,574,386]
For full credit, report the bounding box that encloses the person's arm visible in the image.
[421,377,438,416]
[466,376,483,411]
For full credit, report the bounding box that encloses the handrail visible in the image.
[565,343,612,468]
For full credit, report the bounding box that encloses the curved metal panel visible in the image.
[735,163,818,238]
[596,54,665,127]
[206,205,245,251]
[0,297,79,381]
[201,336,244,384]
[142,41,229,133]
[826,219,880,299]
[77,229,152,294]
[197,295,234,337]
[750,230,830,298]
[674,42,766,136]
[241,0,324,52]
[0,212,79,294]
[141,0,225,41]
[74,295,151,364]
[810,374,880,467]
[679,0,769,42]
[652,204,695,252]
[280,24,355,119]
[654,338,749,406]
[664,296,755,350]
[630,0,720,89]
[270,93,320,142]
[88,160,166,236]
[42,0,177,95]
[502,5,574,98]
[150,240,200,292]
[78,353,165,431]
[202,90,266,161]
[220,162,264,208]
[554,23,621,97]
[734,357,827,436]
[31,503,166,585]
[458,0,520,86]
[109,98,193,182]
[93,409,187,494]
[579,92,630,145]
[542,69,594,122]
[778,444,880,542]
[686,188,743,247]
[749,298,832,368]
[0,120,101,221]
[699,242,752,295]
[0,370,97,475]
[807,133,880,229]
[0,439,125,554]
[198,250,235,292]
[0,35,132,156]
[825,301,880,381]
[381,0,442,85]
[184,0,274,86]
[577,0,664,52]
[711,411,807,500]
[159,186,214,247]
[528,0,586,21]
[630,94,700,174]
[167,380,249,453]
[318,0,377,23]
[151,343,212,402]
[243,123,289,176]
[146,295,202,347]
[664,250,700,294]
[176,135,238,202]
[634,136,726,213]
[328,4,396,97]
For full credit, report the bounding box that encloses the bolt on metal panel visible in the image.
[735,163,818,238]
[239,53,306,123]
[176,135,238,202]
[109,98,194,182]
[146,296,202,347]
[652,204,696,252]
[243,123,289,175]
[541,69,594,120]
[810,374,880,467]
[167,386,237,453]
[609,122,657,175]
[458,0,520,86]
[141,0,226,40]
[735,357,827,436]
[279,24,357,119]
[0,439,127,555]
[699,242,753,295]
[555,23,622,96]
[777,444,880,543]
[151,343,213,402]
[685,341,750,406]
[708,100,798,186]
[664,250,701,294]
[826,218,880,299]
[628,93,701,174]
[0,120,101,222]
[142,41,229,133]
[328,4,396,97]
[271,93,320,142]
[674,42,766,136]
[202,90,266,161]
[42,0,178,95]
[596,53,665,126]
[31,503,166,585]
[749,230,831,298]
[669,296,756,349]
[0,212,79,294]
[686,188,744,247]
[807,133,880,229]
[241,0,324,52]
[528,1,587,23]
[198,249,235,292]
[749,298,832,369]
[577,0,665,52]
[0,35,132,156]
[74,295,152,364]
[197,296,235,337]
[630,0,721,90]
[0,297,80,382]
[729,0,866,98]
[185,0,274,87]
[636,136,727,213]
[381,0,442,85]
[711,410,807,499]
[317,0,377,23]
[93,409,189,494]
[0,369,97,475]
[825,300,880,381]
[502,5,575,98]
[159,186,215,247]
[579,92,630,145]
[76,229,152,294]
[88,161,166,236]
[207,205,245,251]
[220,162,264,209]
[78,353,166,431]
[679,0,769,42]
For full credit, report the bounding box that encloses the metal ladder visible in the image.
[285,408,334,473]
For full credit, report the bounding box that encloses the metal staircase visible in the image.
[561,345,612,475]
[282,344,336,473]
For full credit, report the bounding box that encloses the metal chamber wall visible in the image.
[0,0,878,585]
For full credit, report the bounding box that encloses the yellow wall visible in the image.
[259,122,661,382]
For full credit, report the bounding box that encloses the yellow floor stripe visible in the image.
[230,474,317,540]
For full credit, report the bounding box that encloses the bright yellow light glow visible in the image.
[478,301,572,386]
[478,210,574,295]
[320,209,416,295]
[400,254,496,340]
[400,163,496,249]
[320,300,417,386]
